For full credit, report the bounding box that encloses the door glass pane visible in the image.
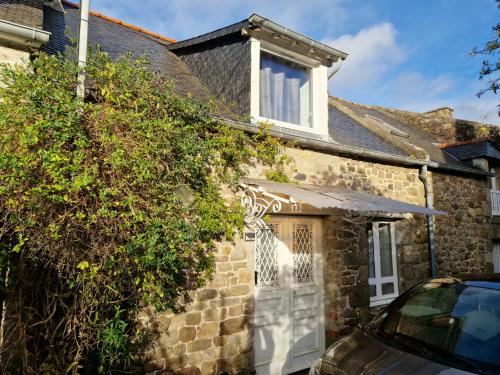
[256,224,279,287]
[260,51,311,127]
[292,223,313,283]
[382,283,395,295]
[379,223,393,277]
[368,225,375,278]
[369,284,376,297]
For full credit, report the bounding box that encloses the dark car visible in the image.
[309,277,500,375]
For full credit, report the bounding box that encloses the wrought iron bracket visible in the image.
[239,182,296,229]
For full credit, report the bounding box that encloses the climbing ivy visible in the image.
[0,50,289,374]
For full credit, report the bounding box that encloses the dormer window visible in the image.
[250,39,337,137]
[259,51,311,128]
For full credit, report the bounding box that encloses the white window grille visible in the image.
[255,224,280,287]
[292,223,314,283]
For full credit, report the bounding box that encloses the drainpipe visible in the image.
[76,0,90,99]
[419,165,437,277]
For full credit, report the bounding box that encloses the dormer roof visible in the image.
[167,14,347,66]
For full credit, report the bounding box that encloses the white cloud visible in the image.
[378,73,500,125]
[453,97,500,125]
[380,72,457,104]
[324,22,405,93]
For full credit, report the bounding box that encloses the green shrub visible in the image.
[0,50,287,374]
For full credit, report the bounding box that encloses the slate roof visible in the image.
[333,99,468,168]
[442,141,500,161]
[328,105,407,156]
[0,0,43,29]
[42,3,211,100]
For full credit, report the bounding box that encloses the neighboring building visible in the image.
[0,0,62,65]
[2,1,500,374]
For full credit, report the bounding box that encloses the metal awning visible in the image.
[241,178,446,216]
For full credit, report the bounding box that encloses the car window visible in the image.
[377,282,500,373]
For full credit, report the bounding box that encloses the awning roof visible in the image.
[242,178,446,215]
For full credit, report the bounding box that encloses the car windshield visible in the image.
[372,281,500,374]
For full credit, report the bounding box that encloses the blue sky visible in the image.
[90,0,499,124]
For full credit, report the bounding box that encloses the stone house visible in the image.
[2,1,500,374]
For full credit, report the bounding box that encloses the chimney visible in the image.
[424,107,454,120]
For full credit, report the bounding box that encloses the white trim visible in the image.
[491,167,497,190]
[368,222,399,307]
[250,37,329,138]
[250,38,261,121]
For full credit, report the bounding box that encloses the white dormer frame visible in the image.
[250,38,329,138]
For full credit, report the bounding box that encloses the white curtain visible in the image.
[260,53,309,127]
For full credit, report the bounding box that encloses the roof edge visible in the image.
[61,0,176,43]
[167,18,251,50]
[247,14,347,60]
[438,139,491,149]
[168,13,347,63]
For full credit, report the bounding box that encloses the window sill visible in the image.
[252,116,328,139]
[370,295,397,307]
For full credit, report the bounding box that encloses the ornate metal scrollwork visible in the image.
[241,186,284,229]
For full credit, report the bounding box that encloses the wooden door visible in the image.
[254,217,324,375]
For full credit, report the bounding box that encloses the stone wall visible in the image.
[277,149,430,344]
[139,146,495,373]
[431,170,493,275]
[0,45,29,67]
[139,239,255,375]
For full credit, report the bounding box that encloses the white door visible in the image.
[493,241,500,273]
[253,217,325,375]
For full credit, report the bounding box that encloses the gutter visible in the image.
[0,20,51,48]
[213,116,491,177]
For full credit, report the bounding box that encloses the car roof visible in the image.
[464,280,500,291]
[428,275,500,291]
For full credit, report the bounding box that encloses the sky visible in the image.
[89,0,500,124]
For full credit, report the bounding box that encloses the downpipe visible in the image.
[419,165,437,277]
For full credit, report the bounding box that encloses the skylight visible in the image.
[364,114,409,138]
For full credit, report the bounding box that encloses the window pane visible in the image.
[260,52,311,127]
[379,223,393,277]
[255,224,280,287]
[292,223,313,284]
[368,225,375,278]
[382,283,394,295]
[369,284,376,297]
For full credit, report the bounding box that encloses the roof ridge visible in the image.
[60,0,176,44]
